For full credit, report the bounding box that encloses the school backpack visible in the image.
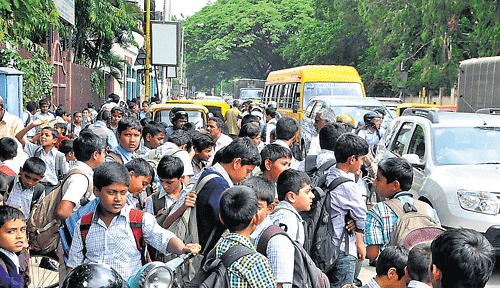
[33,146,66,182]
[304,155,336,188]
[300,176,352,274]
[27,170,93,254]
[185,245,255,288]
[257,225,330,288]
[146,146,181,174]
[80,208,150,265]
[384,199,445,248]
[153,173,220,287]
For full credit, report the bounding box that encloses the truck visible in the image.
[458,56,500,112]
[232,79,265,102]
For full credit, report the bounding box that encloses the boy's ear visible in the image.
[392,180,401,192]
[129,171,136,178]
[430,263,442,284]
[232,158,242,169]
[93,186,100,197]
[145,133,152,142]
[267,202,276,213]
[264,159,272,171]
[251,212,260,226]
[285,191,295,203]
[387,267,398,280]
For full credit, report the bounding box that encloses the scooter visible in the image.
[127,253,195,288]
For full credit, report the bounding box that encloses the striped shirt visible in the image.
[215,233,275,288]
[5,177,42,219]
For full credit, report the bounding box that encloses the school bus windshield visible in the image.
[303,82,364,110]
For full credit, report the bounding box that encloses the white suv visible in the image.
[376,109,500,254]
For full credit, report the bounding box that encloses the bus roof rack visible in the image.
[476,108,500,115]
[401,108,440,123]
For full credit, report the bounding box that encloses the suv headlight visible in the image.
[457,190,499,215]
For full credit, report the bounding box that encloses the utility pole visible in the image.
[145,0,151,101]
[161,0,171,101]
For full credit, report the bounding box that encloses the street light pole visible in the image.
[145,0,151,101]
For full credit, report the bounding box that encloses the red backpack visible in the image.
[80,209,150,265]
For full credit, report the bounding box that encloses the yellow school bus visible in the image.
[263,65,366,121]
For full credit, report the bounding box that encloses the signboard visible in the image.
[167,66,177,78]
[151,21,181,66]
[53,0,75,26]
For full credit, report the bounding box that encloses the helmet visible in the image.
[169,108,189,123]
[62,263,129,288]
[336,114,356,131]
[363,111,382,128]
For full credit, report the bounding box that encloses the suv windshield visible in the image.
[303,82,364,110]
[433,127,500,165]
[155,110,205,131]
[330,105,393,129]
[240,89,263,101]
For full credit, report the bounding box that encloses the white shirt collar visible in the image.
[0,247,19,273]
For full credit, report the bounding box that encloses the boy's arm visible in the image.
[15,119,46,146]
[161,191,196,229]
[57,200,75,221]
[364,207,384,261]
[356,232,366,262]
[366,245,380,261]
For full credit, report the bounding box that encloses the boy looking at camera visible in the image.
[105,117,142,164]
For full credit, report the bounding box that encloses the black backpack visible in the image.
[304,155,336,189]
[257,225,330,288]
[300,176,353,273]
[185,244,255,288]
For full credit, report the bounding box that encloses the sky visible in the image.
[160,0,211,19]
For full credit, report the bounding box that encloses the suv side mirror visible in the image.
[403,154,426,170]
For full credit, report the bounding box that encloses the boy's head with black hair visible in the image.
[319,122,346,151]
[110,106,125,127]
[140,117,152,128]
[157,155,184,196]
[241,176,276,224]
[219,186,259,233]
[39,127,59,149]
[333,133,369,175]
[374,157,413,198]
[38,99,50,114]
[26,100,38,113]
[73,132,106,167]
[19,157,46,189]
[181,122,196,131]
[168,130,192,153]
[93,162,130,217]
[96,109,110,122]
[406,243,432,284]
[116,117,142,152]
[239,123,261,146]
[218,137,261,184]
[108,93,120,104]
[59,139,76,162]
[276,169,313,212]
[142,121,166,149]
[375,245,409,287]
[54,122,67,137]
[192,131,215,163]
[55,107,65,117]
[124,158,154,196]
[241,114,260,127]
[265,107,276,120]
[73,111,83,124]
[276,116,299,142]
[0,205,27,253]
[260,144,291,183]
[0,137,18,161]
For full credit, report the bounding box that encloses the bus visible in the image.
[262,65,366,121]
[232,79,265,102]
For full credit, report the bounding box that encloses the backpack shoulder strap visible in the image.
[55,151,66,181]
[107,151,123,164]
[412,199,429,214]
[220,245,255,268]
[80,211,94,257]
[256,225,291,255]
[194,173,220,195]
[165,148,181,156]
[129,209,149,264]
[383,198,406,218]
[151,191,165,216]
[318,159,336,174]
[304,155,318,173]
[30,183,45,208]
[326,176,353,191]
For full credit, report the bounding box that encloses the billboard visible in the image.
[53,0,75,26]
[150,21,181,66]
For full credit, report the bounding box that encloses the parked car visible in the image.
[300,96,393,157]
[375,108,500,254]
[150,103,209,131]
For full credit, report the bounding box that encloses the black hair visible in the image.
[276,169,310,201]
[110,106,125,117]
[142,101,150,107]
[41,126,59,140]
[0,205,25,229]
[431,228,495,288]
[219,137,261,166]
[319,122,346,151]
[73,111,82,117]
[108,93,120,103]
[276,116,299,141]
[73,132,106,162]
[241,176,275,206]
[81,107,89,113]
[407,242,432,283]
[125,158,155,180]
[54,122,67,135]
[143,121,166,140]
[117,117,142,134]
[38,99,49,107]
[0,137,18,160]
[265,107,276,119]
[378,157,413,191]
[219,186,259,232]
[96,109,110,122]
[259,143,292,171]
[58,139,74,155]
[241,114,259,127]
[93,162,131,190]
[55,107,65,117]
[140,117,152,128]
[127,101,136,109]
[168,130,192,152]
[333,133,369,163]
[87,101,95,109]
[156,155,183,179]
[192,131,215,152]
[22,157,46,177]
[181,122,196,131]
[238,123,260,139]
[0,173,8,195]
[376,246,408,280]
[208,117,224,130]
[26,101,37,112]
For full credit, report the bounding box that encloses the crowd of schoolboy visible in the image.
[0,94,495,288]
